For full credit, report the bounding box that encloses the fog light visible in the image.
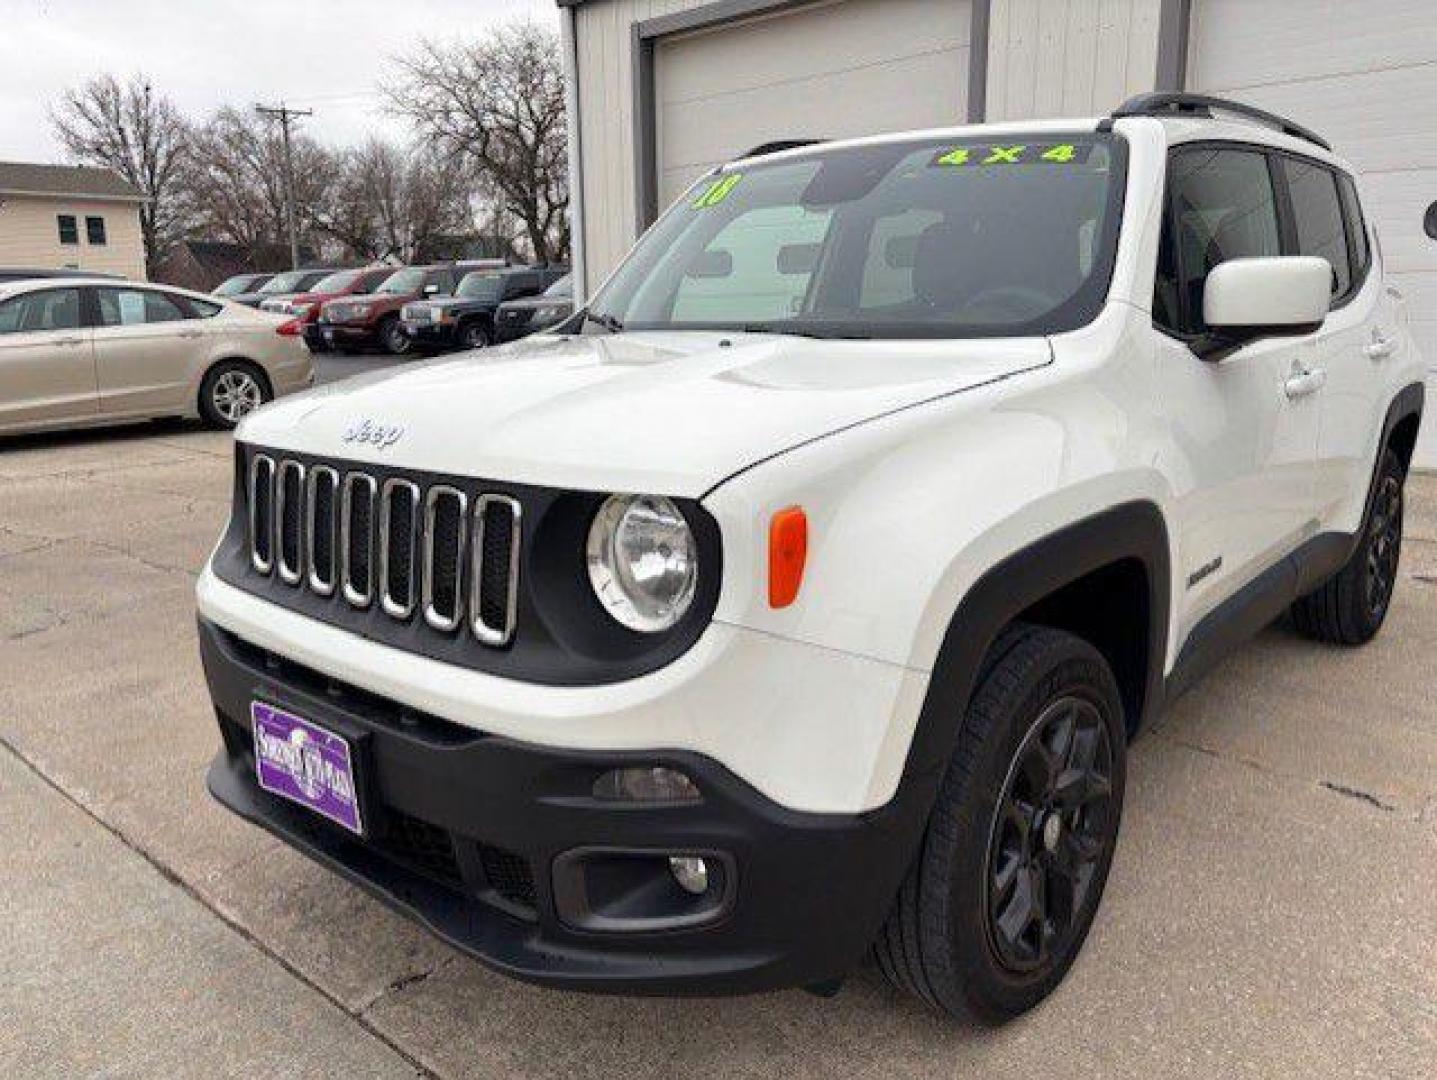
[669,856,709,895]
[593,766,700,803]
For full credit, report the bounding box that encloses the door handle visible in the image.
[54,336,86,347]
[178,329,204,339]
[1364,337,1395,360]
[1284,367,1327,399]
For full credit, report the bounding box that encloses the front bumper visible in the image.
[317,322,381,348]
[401,320,459,348]
[199,616,925,994]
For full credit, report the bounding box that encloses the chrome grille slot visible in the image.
[381,478,421,619]
[275,460,305,585]
[306,466,339,596]
[248,454,275,574]
[422,486,468,632]
[341,473,377,608]
[471,494,521,646]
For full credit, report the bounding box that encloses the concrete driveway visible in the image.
[0,415,1434,1079]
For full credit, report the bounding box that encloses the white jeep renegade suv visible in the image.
[197,94,1425,1022]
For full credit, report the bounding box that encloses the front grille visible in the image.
[478,844,536,910]
[400,303,435,322]
[250,454,520,649]
[375,810,463,889]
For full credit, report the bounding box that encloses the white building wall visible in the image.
[984,0,1163,121]
[0,195,146,279]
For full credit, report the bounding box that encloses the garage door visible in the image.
[1188,0,1437,371]
[653,0,972,208]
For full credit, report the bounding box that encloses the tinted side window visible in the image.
[96,288,189,326]
[1157,148,1281,335]
[0,288,82,334]
[1336,173,1371,278]
[1280,158,1350,300]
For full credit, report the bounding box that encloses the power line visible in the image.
[254,102,313,270]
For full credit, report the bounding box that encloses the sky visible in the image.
[0,0,560,162]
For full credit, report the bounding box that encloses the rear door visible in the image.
[1152,145,1321,643]
[0,286,95,430]
[91,286,203,417]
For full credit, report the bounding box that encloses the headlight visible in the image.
[535,306,563,321]
[586,495,698,632]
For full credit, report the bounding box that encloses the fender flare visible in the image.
[889,500,1170,825]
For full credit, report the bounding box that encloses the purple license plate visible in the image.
[252,702,363,835]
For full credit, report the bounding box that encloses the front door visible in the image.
[90,286,201,418]
[0,286,95,431]
[1152,145,1321,652]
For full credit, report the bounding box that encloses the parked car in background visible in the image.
[0,277,312,436]
[0,267,125,284]
[258,266,395,353]
[229,268,340,308]
[494,272,574,343]
[318,262,497,355]
[212,272,275,299]
[402,265,567,351]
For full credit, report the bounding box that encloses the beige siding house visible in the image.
[0,162,147,279]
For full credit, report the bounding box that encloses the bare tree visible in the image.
[385,22,569,263]
[182,107,338,260]
[50,74,190,266]
[317,139,474,262]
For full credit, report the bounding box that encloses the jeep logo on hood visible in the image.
[341,419,405,450]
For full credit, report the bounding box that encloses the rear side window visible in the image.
[1280,158,1351,299]
[96,287,190,326]
[1155,147,1281,335]
[1336,173,1371,279]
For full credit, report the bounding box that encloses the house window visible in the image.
[57,214,79,245]
[86,216,107,246]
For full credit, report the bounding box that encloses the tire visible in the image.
[1291,447,1405,645]
[458,320,492,350]
[379,317,411,356]
[199,360,271,430]
[874,623,1127,1023]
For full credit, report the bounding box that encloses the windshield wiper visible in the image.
[585,310,624,334]
[740,322,865,340]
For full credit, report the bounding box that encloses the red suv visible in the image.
[317,262,499,355]
[259,267,394,353]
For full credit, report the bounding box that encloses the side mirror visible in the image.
[1203,256,1330,340]
[1424,200,1437,240]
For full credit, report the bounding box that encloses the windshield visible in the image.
[259,271,310,294]
[213,275,256,296]
[377,268,425,294]
[312,269,363,293]
[587,134,1125,339]
[543,274,572,298]
[457,272,504,300]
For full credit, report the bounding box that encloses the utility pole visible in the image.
[254,103,313,270]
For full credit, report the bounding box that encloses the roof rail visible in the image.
[740,139,826,160]
[1110,92,1332,152]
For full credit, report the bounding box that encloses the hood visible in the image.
[414,297,486,312]
[238,331,1051,497]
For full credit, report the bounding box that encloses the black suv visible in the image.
[494,273,574,343]
[401,266,567,352]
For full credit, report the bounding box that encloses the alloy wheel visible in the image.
[211,369,264,424]
[984,694,1116,974]
[1365,474,1402,619]
[385,321,411,354]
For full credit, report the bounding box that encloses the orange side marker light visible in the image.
[768,506,808,608]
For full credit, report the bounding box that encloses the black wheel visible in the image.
[874,624,1126,1023]
[1291,447,1404,645]
[199,360,270,429]
[458,320,492,350]
[379,317,411,356]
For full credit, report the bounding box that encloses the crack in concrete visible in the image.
[1154,729,1415,819]
[0,734,440,1080]
[356,956,457,1016]
[1319,781,1397,812]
